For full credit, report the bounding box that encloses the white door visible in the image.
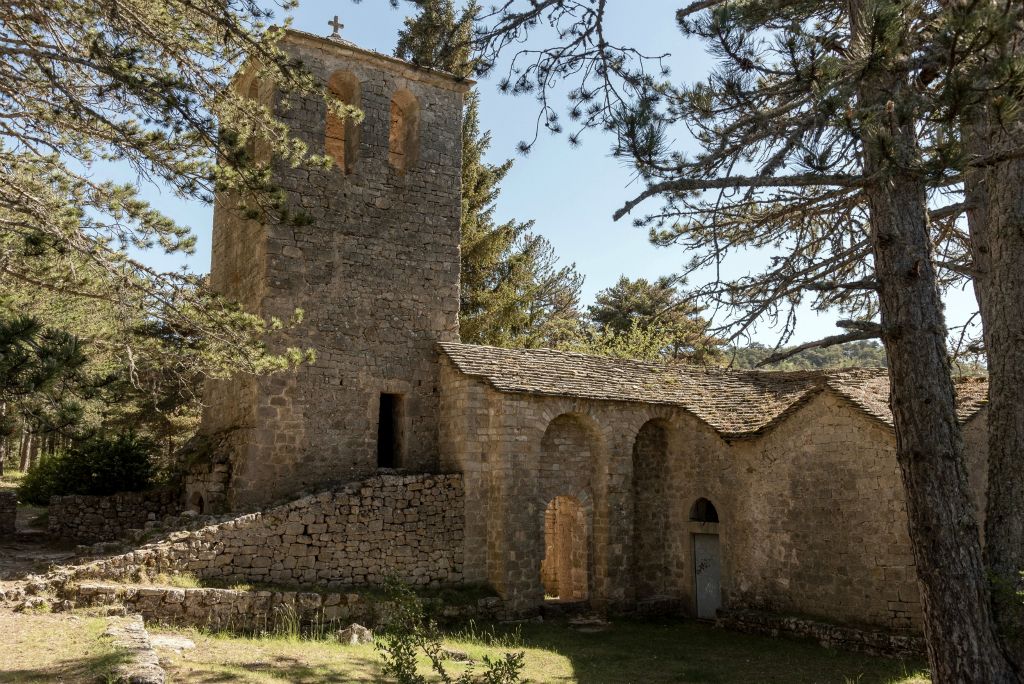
[694,533,722,619]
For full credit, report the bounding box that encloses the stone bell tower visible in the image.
[190,28,471,511]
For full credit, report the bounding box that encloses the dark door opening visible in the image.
[377,393,402,468]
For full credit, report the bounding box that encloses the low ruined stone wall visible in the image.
[0,491,16,536]
[48,490,182,542]
[718,609,924,658]
[71,474,465,589]
[67,581,501,633]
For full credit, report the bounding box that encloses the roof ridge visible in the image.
[437,342,988,436]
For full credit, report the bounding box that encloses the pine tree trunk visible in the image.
[868,173,1017,682]
[850,1,1019,679]
[965,114,1024,668]
[27,433,38,470]
[19,431,30,472]
[0,403,6,477]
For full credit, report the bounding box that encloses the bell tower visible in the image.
[192,28,470,511]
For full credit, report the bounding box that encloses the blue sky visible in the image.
[129,0,978,346]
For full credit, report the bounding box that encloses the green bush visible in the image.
[18,433,157,505]
[374,577,525,684]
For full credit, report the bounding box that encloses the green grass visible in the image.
[151,572,203,589]
[0,609,130,683]
[0,469,25,494]
[153,618,930,684]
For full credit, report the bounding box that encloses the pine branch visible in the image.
[931,202,970,221]
[676,0,728,22]
[613,173,866,221]
[804,278,880,292]
[756,323,883,367]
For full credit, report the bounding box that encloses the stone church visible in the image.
[186,28,991,633]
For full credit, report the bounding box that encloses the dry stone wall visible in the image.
[49,490,181,542]
[72,474,464,589]
[0,491,16,536]
[68,581,502,633]
[719,609,925,658]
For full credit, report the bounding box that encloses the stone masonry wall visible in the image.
[197,33,469,510]
[68,581,503,633]
[719,609,924,658]
[73,475,464,589]
[49,490,181,542]
[0,491,16,536]
[728,394,923,630]
[438,367,989,632]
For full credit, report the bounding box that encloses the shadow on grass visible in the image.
[454,618,929,684]
[163,653,387,683]
[1,649,131,683]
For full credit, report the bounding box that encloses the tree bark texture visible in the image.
[851,0,1019,679]
[965,113,1024,669]
[18,432,30,472]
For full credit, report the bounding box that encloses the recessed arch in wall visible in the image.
[632,418,672,600]
[244,77,260,162]
[689,497,719,523]
[388,89,420,174]
[326,70,361,175]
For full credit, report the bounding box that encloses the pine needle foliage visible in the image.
[0,0,341,421]
[583,275,724,363]
[395,0,584,348]
[0,316,90,438]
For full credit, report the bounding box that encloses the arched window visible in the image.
[388,89,420,174]
[325,71,360,175]
[244,78,259,162]
[689,497,719,523]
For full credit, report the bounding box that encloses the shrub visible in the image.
[18,433,157,505]
[374,577,525,684]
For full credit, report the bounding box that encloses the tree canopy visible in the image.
[0,0,328,402]
[0,0,341,460]
[405,0,1024,676]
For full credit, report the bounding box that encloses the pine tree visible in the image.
[585,275,723,363]
[953,2,1024,662]
[395,0,584,347]
[0,316,90,477]
[463,0,1023,677]
[0,1,324,408]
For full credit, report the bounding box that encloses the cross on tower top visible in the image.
[328,16,344,40]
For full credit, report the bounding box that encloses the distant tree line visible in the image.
[726,340,887,371]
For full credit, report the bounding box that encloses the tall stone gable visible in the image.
[194,30,470,511]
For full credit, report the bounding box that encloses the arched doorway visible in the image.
[690,498,721,619]
[188,491,205,515]
[540,495,589,603]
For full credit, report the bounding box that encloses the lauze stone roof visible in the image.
[438,343,988,439]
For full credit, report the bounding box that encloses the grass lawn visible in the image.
[0,469,48,532]
[155,619,931,684]
[0,608,129,683]
[0,469,24,494]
